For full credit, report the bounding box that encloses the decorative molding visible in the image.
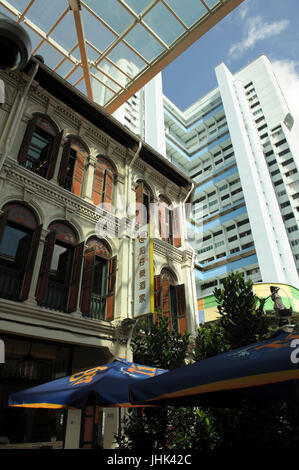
[85,126,110,148]
[0,298,115,342]
[29,85,49,106]
[55,104,81,127]
[133,158,181,200]
[3,159,122,235]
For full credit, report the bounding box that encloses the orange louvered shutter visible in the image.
[161,279,171,330]
[106,255,117,320]
[47,130,63,180]
[66,241,84,313]
[176,284,187,335]
[73,152,85,196]
[36,230,56,305]
[58,139,71,186]
[172,206,181,247]
[80,248,96,315]
[92,166,105,206]
[17,115,39,164]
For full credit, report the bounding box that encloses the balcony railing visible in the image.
[43,280,67,312]
[87,293,106,320]
[0,265,23,301]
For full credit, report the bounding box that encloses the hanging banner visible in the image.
[134,223,154,318]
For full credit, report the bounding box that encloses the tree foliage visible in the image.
[117,272,299,450]
[214,271,270,349]
[131,311,190,370]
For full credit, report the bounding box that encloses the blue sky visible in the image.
[162,0,299,114]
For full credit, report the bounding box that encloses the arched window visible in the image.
[0,202,42,302]
[81,237,116,321]
[92,157,115,208]
[159,196,173,244]
[36,221,84,313]
[18,114,63,180]
[154,268,186,334]
[58,138,88,197]
[136,180,152,225]
[158,196,181,247]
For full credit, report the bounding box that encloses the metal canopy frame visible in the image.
[0,0,244,113]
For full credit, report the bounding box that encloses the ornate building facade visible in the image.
[0,56,196,448]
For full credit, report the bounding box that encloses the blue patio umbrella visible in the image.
[8,358,166,409]
[129,330,299,407]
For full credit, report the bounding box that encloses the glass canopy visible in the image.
[0,0,244,113]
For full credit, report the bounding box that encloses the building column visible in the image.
[23,228,48,307]
[82,159,95,203]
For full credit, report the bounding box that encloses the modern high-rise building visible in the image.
[109,55,299,320]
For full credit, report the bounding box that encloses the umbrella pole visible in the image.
[118,408,122,443]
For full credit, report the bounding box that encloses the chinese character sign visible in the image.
[134,224,154,318]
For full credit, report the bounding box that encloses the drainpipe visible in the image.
[126,141,142,320]
[181,181,198,333]
[0,61,39,172]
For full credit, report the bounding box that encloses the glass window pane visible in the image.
[143,2,185,45]
[81,7,116,52]
[84,0,134,35]
[0,226,28,258]
[26,0,66,33]
[124,0,152,15]
[51,244,67,271]
[204,0,220,8]
[165,0,208,27]
[33,42,65,70]
[54,59,77,78]
[51,10,78,52]
[124,24,165,62]
[107,42,147,75]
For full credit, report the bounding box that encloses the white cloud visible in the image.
[271,59,299,134]
[238,2,250,20]
[228,16,289,59]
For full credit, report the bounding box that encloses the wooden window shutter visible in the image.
[106,255,117,321]
[154,275,161,310]
[176,284,187,334]
[80,247,96,315]
[172,206,181,248]
[0,211,8,244]
[36,230,56,305]
[92,165,105,206]
[47,130,63,180]
[58,139,71,186]
[66,241,84,313]
[73,152,85,196]
[103,169,113,207]
[161,279,171,330]
[136,182,143,225]
[14,234,32,271]
[17,115,38,164]
[19,224,42,301]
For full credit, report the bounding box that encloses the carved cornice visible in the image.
[133,158,180,200]
[55,104,82,127]
[153,238,193,265]
[2,159,123,233]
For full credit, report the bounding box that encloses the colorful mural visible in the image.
[198,283,299,324]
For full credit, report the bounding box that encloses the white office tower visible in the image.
[93,59,166,157]
[163,55,299,295]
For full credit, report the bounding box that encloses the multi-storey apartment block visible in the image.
[109,55,299,324]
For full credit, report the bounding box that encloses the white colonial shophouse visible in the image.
[0,56,197,449]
